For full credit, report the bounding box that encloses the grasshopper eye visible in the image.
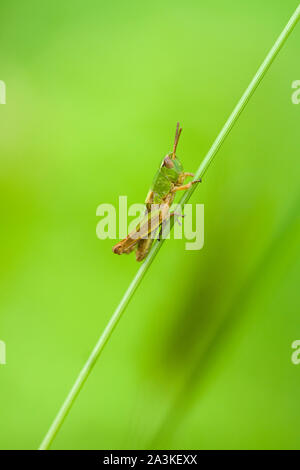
[163,155,174,169]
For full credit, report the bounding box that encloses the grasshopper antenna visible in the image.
[172,122,182,159]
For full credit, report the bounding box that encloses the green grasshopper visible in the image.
[113,123,201,261]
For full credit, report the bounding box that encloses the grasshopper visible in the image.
[113,123,201,261]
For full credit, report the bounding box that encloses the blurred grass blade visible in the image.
[151,194,300,446]
[39,4,300,450]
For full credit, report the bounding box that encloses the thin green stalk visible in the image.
[39,4,300,450]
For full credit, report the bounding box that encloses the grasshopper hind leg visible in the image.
[136,237,154,262]
[123,244,137,255]
[136,225,159,261]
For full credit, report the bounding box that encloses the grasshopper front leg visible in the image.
[183,172,195,180]
[171,179,201,193]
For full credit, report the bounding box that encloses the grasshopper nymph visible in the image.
[113,123,201,261]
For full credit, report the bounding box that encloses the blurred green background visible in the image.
[0,0,299,450]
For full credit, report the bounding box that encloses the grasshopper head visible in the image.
[159,122,184,182]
